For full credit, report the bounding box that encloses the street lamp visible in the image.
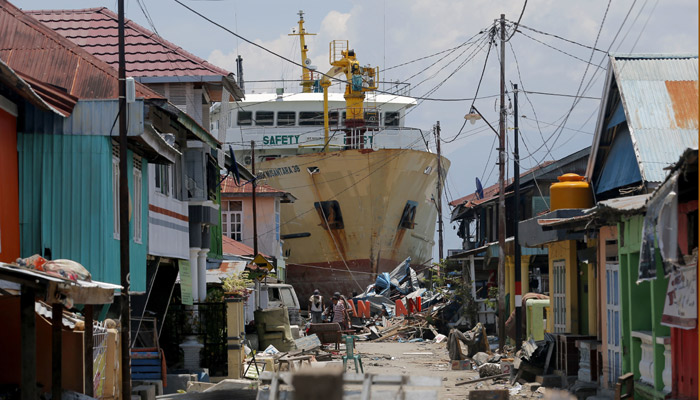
[464,105,499,137]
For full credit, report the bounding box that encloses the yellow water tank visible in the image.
[550,173,594,210]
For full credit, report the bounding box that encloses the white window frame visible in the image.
[155,164,171,196]
[222,200,243,241]
[552,259,566,333]
[112,155,120,239]
[133,158,143,244]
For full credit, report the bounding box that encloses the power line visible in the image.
[514,22,608,53]
[381,37,485,72]
[522,90,600,100]
[505,0,528,42]
[518,30,608,69]
[441,28,495,144]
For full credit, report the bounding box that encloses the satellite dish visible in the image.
[475,177,484,200]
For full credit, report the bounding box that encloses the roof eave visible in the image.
[159,102,221,148]
[0,59,69,117]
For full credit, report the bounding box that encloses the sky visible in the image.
[17,0,700,261]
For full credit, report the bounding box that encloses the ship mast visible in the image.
[288,10,316,93]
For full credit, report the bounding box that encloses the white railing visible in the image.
[92,321,109,398]
[221,126,428,152]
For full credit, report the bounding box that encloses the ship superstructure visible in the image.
[211,11,449,302]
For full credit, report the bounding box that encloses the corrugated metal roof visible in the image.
[0,58,71,116]
[611,54,699,183]
[597,193,651,212]
[28,7,231,79]
[0,0,162,100]
[221,178,289,195]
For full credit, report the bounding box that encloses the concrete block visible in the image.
[132,380,163,396]
[290,325,300,339]
[292,367,343,400]
[528,382,542,392]
[468,389,509,400]
[186,381,216,392]
[536,374,564,388]
[132,384,155,400]
[164,374,197,394]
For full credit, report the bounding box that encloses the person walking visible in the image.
[308,289,324,324]
[332,292,350,329]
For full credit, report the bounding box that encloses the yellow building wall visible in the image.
[547,240,578,333]
[505,255,532,313]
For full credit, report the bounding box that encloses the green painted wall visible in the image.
[18,134,148,292]
[618,215,670,399]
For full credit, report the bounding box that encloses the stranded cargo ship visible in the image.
[212,12,449,304]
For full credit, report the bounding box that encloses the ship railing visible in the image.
[224,126,428,152]
[378,80,411,96]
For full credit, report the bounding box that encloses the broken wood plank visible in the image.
[454,373,509,386]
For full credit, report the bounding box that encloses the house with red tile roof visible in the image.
[27,6,243,131]
[220,177,295,280]
[0,0,187,296]
[26,5,249,305]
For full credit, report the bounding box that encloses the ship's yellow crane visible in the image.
[319,41,378,151]
[292,12,379,152]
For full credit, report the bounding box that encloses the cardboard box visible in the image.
[451,360,472,370]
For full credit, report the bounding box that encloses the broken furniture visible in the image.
[307,322,342,349]
[555,333,595,377]
[255,306,296,351]
[615,372,634,399]
[278,354,312,371]
[341,335,363,373]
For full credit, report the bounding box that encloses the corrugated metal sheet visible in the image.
[0,0,162,100]
[18,100,143,135]
[17,133,148,292]
[611,54,699,183]
[28,7,231,78]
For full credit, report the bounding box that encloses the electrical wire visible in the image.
[514,22,608,53]
[518,30,608,70]
[505,0,528,42]
[441,28,495,144]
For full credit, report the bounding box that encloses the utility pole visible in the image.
[436,121,444,276]
[497,13,507,351]
[118,0,132,396]
[513,84,522,350]
[251,141,260,309]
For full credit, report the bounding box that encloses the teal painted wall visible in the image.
[18,134,148,292]
[618,215,670,399]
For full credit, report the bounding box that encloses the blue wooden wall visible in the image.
[17,133,148,292]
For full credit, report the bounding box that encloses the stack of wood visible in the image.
[369,313,439,342]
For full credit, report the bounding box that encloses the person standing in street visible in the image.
[332,292,350,328]
[308,289,324,324]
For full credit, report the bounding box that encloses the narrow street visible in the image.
[356,341,543,399]
[0,1,696,399]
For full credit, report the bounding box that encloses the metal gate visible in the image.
[160,302,228,376]
[552,260,566,333]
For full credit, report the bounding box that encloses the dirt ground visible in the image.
[354,340,545,400]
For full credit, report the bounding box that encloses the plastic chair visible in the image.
[341,335,363,373]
